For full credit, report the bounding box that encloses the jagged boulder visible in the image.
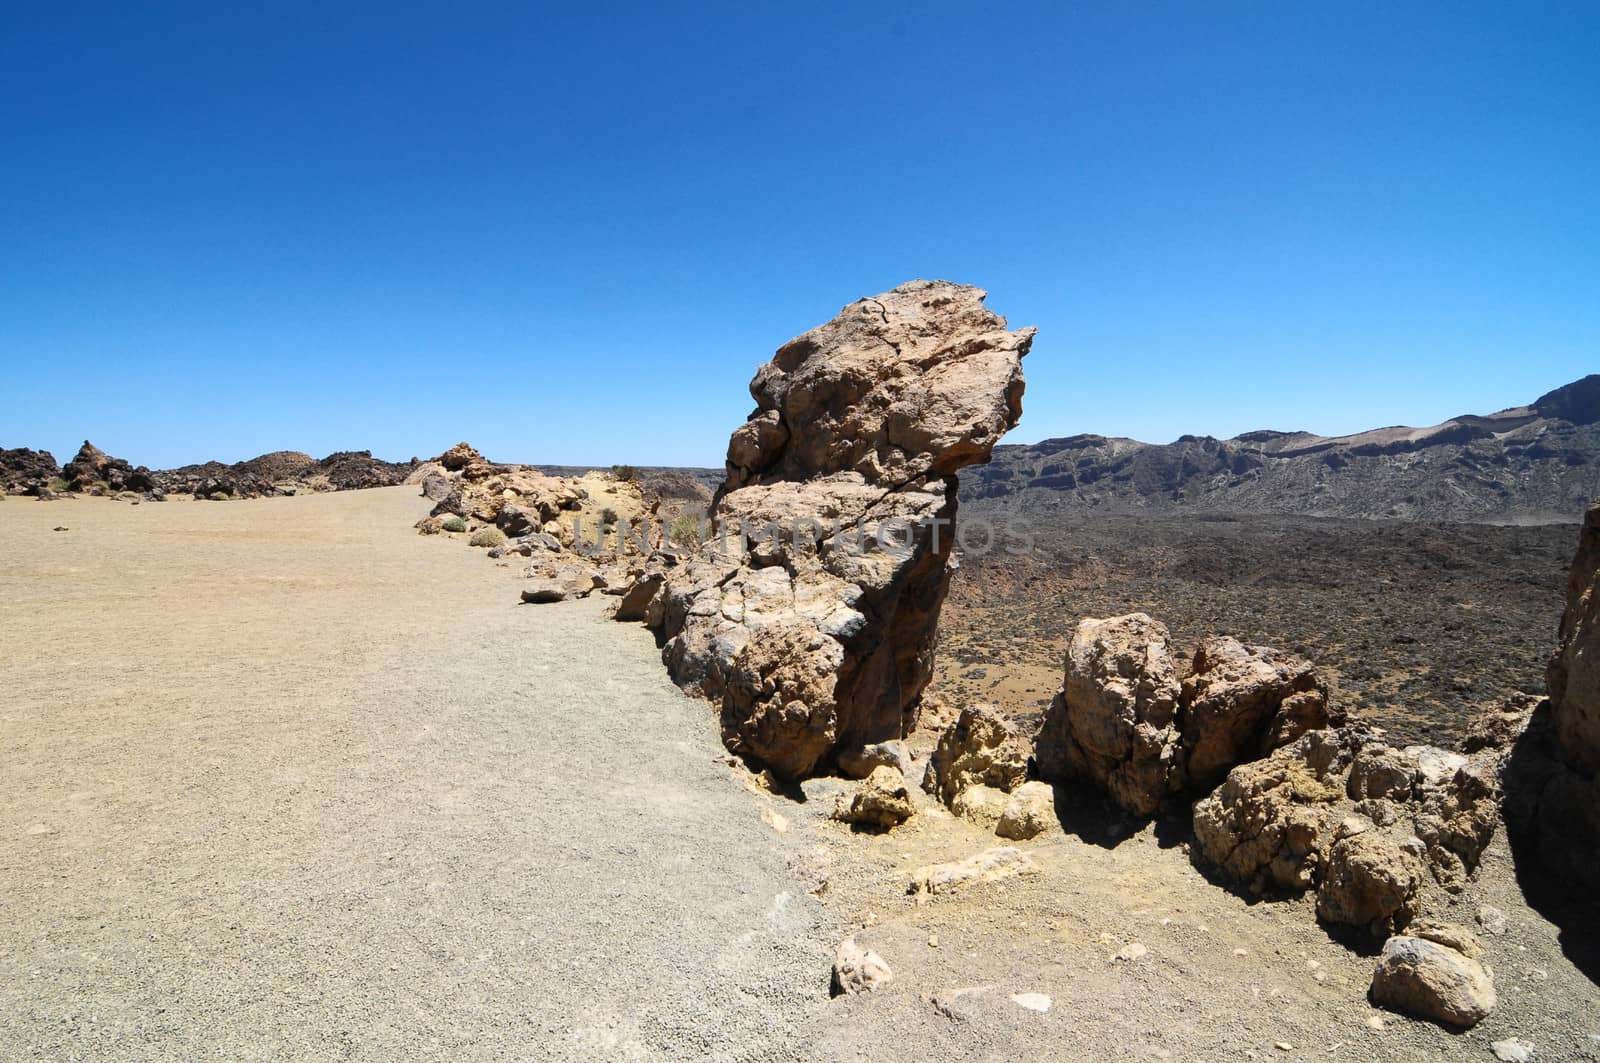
[1192,728,1354,891]
[1504,501,1600,894]
[61,441,153,495]
[833,766,916,829]
[1033,613,1183,816]
[922,704,1030,808]
[1549,501,1600,770]
[624,281,1034,779]
[1315,828,1423,935]
[1180,636,1337,790]
[436,441,485,472]
[0,447,61,496]
[1370,927,1495,1028]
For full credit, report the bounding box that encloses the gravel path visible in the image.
[0,487,834,1061]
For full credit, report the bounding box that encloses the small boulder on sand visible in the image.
[1369,927,1495,1028]
[832,937,892,996]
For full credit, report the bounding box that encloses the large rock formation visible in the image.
[0,447,61,496]
[1548,501,1600,771]
[624,281,1034,778]
[1192,724,1507,930]
[1033,614,1183,816]
[1503,500,1600,896]
[62,441,156,494]
[1034,614,1337,815]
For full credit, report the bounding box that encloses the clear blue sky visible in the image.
[2,2,1596,469]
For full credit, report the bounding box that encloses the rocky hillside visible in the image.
[966,375,1600,522]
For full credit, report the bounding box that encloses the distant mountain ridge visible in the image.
[965,375,1600,522]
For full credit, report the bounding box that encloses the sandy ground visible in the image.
[0,487,834,1061]
[4,487,1598,1062]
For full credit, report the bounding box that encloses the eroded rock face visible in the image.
[0,447,60,496]
[1193,725,1507,931]
[1034,617,1334,815]
[922,704,1030,808]
[1548,501,1600,772]
[628,281,1034,778]
[1180,636,1337,790]
[1504,501,1600,894]
[61,441,155,495]
[1034,613,1182,816]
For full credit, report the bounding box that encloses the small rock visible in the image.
[759,806,789,833]
[1114,942,1149,963]
[837,740,910,779]
[832,766,915,829]
[1370,934,1496,1028]
[51,526,68,532]
[1491,1039,1535,1063]
[1011,992,1051,1013]
[832,937,892,996]
[996,781,1056,840]
[1476,905,1509,936]
[928,934,939,948]
[927,985,992,1022]
[1275,1044,1293,1053]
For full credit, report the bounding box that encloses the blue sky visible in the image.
[2,2,1596,468]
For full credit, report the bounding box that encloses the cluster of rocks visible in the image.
[414,441,658,601]
[0,447,63,497]
[3,440,419,501]
[1034,614,1339,816]
[157,449,415,499]
[612,280,1035,780]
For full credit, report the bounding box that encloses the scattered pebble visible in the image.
[1233,948,1249,957]
[1275,1043,1294,1052]
[759,806,789,833]
[1477,905,1509,935]
[1491,1039,1535,1062]
[928,933,939,948]
[1114,942,1149,963]
[1011,992,1051,1013]
[25,824,54,836]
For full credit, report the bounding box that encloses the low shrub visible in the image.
[469,527,507,548]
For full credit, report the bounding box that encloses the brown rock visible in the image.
[922,704,1029,807]
[631,281,1034,779]
[1549,500,1600,772]
[1034,613,1183,816]
[436,441,485,471]
[1315,831,1423,935]
[833,766,916,829]
[1180,636,1336,791]
[1370,933,1495,1028]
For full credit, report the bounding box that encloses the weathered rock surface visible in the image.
[1504,501,1600,894]
[0,447,61,496]
[1180,636,1337,789]
[60,441,156,495]
[922,704,1030,809]
[1194,724,1508,930]
[995,781,1056,841]
[837,740,911,780]
[1369,931,1496,1028]
[1034,613,1183,816]
[1549,501,1600,771]
[832,937,893,996]
[908,846,1039,897]
[1035,615,1334,815]
[623,281,1034,778]
[832,766,915,829]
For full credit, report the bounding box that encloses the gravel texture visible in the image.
[0,487,834,1061]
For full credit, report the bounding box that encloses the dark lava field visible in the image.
[934,506,1582,749]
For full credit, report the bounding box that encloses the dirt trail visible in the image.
[0,487,833,1062]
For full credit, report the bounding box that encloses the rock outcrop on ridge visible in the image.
[621,280,1035,779]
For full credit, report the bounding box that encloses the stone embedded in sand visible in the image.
[1370,932,1496,1028]
[832,937,893,996]
[836,740,911,780]
[908,846,1040,896]
[832,766,916,829]
[1034,613,1183,816]
[995,781,1056,841]
[626,281,1035,779]
[921,704,1030,809]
